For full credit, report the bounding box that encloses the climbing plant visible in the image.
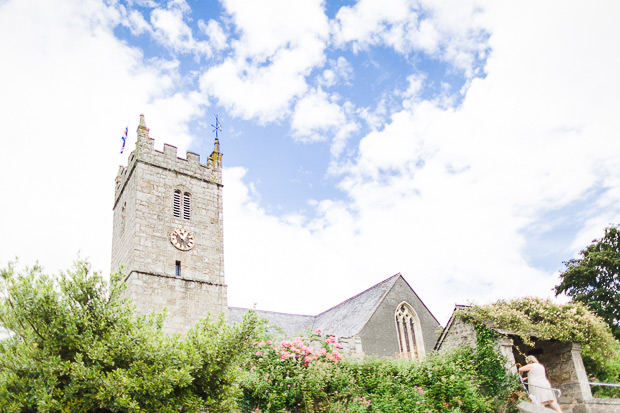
[459,297,620,393]
[472,323,516,397]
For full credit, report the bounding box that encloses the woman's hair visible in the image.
[525,355,539,364]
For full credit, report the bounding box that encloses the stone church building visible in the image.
[111,115,441,359]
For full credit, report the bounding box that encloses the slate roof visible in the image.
[228,274,402,338]
[314,274,400,337]
[228,307,314,337]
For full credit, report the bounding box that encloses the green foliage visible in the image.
[0,260,261,412]
[460,297,620,397]
[238,330,345,412]
[460,297,619,371]
[472,324,516,399]
[555,225,620,340]
[239,330,520,412]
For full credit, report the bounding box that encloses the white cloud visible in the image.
[290,88,360,159]
[397,73,425,103]
[318,56,353,88]
[0,0,206,276]
[3,0,620,330]
[149,2,213,56]
[291,88,346,141]
[128,10,150,35]
[198,19,228,51]
[332,0,489,77]
[332,0,411,51]
[223,0,620,325]
[199,0,329,122]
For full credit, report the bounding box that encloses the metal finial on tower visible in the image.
[211,114,222,138]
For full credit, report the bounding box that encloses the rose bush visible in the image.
[239,329,520,412]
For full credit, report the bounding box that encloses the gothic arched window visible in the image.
[395,302,425,360]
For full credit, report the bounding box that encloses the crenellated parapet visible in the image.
[114,115,222,208]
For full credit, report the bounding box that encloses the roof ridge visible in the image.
[315,273,401,317]
[229,306,315,318]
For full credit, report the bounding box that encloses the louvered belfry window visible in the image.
[173,190,181,217]
[396,303,420,359]
[173,190,191,220]
[183,192,191,220]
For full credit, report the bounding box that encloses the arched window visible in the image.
[173,190,181,217]
[183,192,191,220]
[173,190,191,220]
[395,302,425,359]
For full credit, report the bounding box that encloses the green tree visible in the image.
[555,225,620,340]
[0,260,261,412]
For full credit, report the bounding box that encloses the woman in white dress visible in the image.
[519,355,563,412]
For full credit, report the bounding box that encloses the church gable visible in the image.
[229,274,441,359]
[358,275,441,358]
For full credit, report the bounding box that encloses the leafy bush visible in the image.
[238,329,346,411]
[555,224,620,340]
[239,329,520,412]
[0,260,261,412]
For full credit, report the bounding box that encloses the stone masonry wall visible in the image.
[535,341,620,413]
[436,317,477,352]
[533,342,591,412]
[126,272,228,335]
[111,117,227,334]
[338,335,364,357]
[582,399,620,413]
[112,134,224,284]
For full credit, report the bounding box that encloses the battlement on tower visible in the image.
[114,115,222,208]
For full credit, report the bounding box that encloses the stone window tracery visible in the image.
[395,302,425,359]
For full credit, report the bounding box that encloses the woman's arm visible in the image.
[519,364,533,373]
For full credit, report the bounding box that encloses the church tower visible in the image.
[111,114,227,334]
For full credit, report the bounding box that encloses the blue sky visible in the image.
[1,0,620,324]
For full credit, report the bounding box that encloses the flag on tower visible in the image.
[120,126,128,153]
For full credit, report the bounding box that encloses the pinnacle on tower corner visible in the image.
[137,114,150,141]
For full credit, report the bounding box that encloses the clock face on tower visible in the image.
[170,228,195,251]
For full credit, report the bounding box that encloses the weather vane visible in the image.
[212,114,222,138]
